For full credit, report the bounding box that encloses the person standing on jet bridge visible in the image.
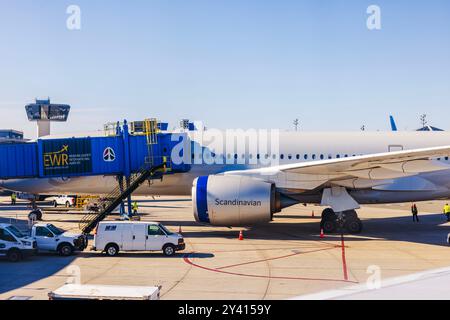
[444,204,450,222]
[411,204,419,223]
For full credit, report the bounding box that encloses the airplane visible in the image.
[390,115,398,131]
[1,129,450,234]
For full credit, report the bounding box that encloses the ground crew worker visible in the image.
[10,193,16,205]
[444,204,450,222]
[411,204,419,222]
[132,201,139,215]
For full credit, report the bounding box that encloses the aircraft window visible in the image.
[257,154,260,160]
[241,154,245,159]
[288,155,292,160]
[446,157,449,161]
[437,158,441,161]
[249,154,253,159]
[280,154,284,160]
[191,154,195,159]
[211,152,216,158]
[234,154,238,160]
[336,154,341,158]
[328,154,332,159]
[320,154,324,160]
[272,154,277,159]
[296,154,300,160]
[265,154,269,159]
[344,154,348,158]
[312,154,316,160]
[304,154,308,160]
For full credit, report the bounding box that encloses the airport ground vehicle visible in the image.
[49,195,76,208]
[28,208,43,221]
[0,223,37,262]
[48,284,161,300]
[92,221,185,257]
[31,223,87,256]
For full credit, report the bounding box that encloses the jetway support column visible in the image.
[122,120,133,217]
[118,175,125,215]
[127,179,132,216]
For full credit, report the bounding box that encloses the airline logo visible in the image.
[103,147,116,162]
[215,199,262,206]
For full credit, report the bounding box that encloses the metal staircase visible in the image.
[79,163,166,234]
[79,118,169,234]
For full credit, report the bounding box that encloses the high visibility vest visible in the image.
[445,205,450,214]
[132,203,138,210]
[11,194,16,200]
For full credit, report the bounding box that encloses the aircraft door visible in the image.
[388,145,404,152]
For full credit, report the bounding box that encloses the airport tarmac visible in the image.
[0,196,449,300]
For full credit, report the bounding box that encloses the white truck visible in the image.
[0,223,37,262]
[92,221,185,257]
[49,195,76,208]
[31,223,87,256]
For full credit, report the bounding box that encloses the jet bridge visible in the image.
[0,119,191,181]
[0,119,192,230]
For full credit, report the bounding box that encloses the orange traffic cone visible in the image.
[320,228,325,239]
[238,230,244,241]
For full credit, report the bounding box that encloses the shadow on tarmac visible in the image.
[0,203,448,296]
[0,253,77,296]
[159,213,450,247]
[81,251,213,259]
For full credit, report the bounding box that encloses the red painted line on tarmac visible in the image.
[341,233,349,281]
[183,253,358,284]
[216,247,338,270]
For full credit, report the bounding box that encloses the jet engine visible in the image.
[192,175,282,226]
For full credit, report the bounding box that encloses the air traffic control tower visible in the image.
[25,99,71,137]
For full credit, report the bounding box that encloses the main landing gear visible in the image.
[320,208,362,234]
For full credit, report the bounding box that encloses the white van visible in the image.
[92,221,185,257]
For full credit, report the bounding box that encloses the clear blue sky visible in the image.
[0,0,449,138]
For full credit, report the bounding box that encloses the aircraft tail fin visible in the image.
[390,115,398,131]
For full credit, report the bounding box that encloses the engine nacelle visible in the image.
[192,175,280,226]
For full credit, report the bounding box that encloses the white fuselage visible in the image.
[1,131,450,204]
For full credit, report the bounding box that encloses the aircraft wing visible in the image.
[223,146,450,190]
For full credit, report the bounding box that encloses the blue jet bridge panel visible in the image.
[0,143,38,179]
[0,125,191,181]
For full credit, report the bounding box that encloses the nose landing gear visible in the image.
[320,208,362,234]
